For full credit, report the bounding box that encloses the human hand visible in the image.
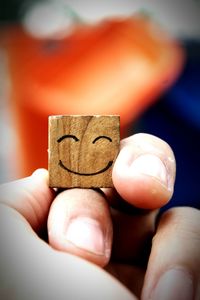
[0,133,199,300]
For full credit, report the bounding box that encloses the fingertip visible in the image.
[112,134,176,210]
[113,170,172,210]
[0,168,55,232]
[31,168,49,183]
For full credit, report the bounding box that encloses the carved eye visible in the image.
[92,136,112,144]
[57,135,79,143]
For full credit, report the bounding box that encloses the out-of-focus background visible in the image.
[0,0,200,211]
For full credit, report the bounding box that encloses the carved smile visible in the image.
[59,160,113,176]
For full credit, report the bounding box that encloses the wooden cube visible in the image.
[48,115,120,188]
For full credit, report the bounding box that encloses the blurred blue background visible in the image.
[134,40,200,211]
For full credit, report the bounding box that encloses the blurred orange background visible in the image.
[0,3,185,180]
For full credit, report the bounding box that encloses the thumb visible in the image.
[47,188,113,267]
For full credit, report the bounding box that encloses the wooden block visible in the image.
[48,115,120,188]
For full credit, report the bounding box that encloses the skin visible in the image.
[0,133,199,300]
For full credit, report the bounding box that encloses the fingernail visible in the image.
[131,154,168,188]
[150,268,194,300]
[65,217,105,255]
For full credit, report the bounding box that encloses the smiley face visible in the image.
[48,115,120,188]
[57,134,113,176]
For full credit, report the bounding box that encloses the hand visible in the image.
[0,133,199,300]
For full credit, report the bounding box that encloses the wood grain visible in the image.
[48,115,120,188]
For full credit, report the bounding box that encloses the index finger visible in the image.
[111,133,176,210]
[0,169,55,232]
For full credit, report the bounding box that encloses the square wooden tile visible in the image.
[48,115,120,188]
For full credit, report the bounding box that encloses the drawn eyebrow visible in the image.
[92,136,112,144]
[57,135,79,143]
